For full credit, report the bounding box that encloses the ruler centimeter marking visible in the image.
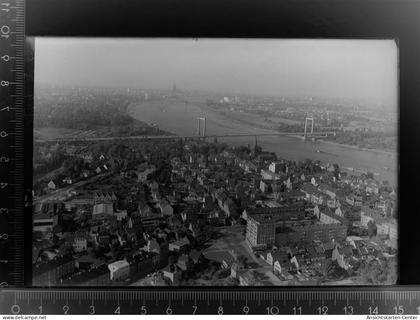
[0,288,420,315]
[0,0,26,287]
[0,0,417,316]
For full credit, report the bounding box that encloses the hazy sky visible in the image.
[35,38,398,108]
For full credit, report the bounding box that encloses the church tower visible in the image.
[253,136,261,156]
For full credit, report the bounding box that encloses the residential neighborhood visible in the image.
[33,137,397,286]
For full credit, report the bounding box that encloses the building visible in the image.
[346,194,363,207]
[75,255,103,270]
[360,206,384,228]
[137,165,156,182]
[114,210,127,221]
[141,214,161,230]
[266,248,290,268]
[168,238,190,252]
[92,203,114,220]
[138,202,153,217]
[388,222,398,242]
[275,223,347,246]
[239,161,258,173]
[39,201,65,215]
[275,190,306,202]
[268,162,285,174]
[360,213,375,228]
[146,238,161,254]
[311,193,326,206]
[47,180,56,190]
[176,254,193,272]
[300,183,326,205]
[334,207,343,217]
[62,177,73,185]
[261,170,283,181]
[230,262,245,278]
[365,182,379,195]
[94,191,117,204]
[149,181,159,194]
[377,220,398,240]
[220,198,238,218]
[108,260,130,281]
[33,212,58,235]
[159,200,173,217]
[257,152,277,162]
[246,215,277,248]
[260,180,272,193]
[238,270,262,286]
[73,237,87,253]
[65,195,94,209]
[319,210,347,225]
[127,252,155,278]
[63,264,110,286]
[301,182,318,198]
[246,206,347,249]
[332,245,352,270]
[243,204,306,221]
[33,255,75,286]
[324,186,338,199]
[268,249,294,275]
[162,264,180,284]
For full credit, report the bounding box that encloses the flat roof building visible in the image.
[108,260,130,281]
[246,205,347,250]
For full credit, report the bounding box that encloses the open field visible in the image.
[203,225,284,285]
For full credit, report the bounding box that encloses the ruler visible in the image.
[0,1,418,317]
[0,0,29,288]
[0,287,419,315]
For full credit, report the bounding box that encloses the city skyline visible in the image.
[34,38,398,109]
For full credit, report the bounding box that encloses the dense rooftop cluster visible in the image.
[32,138,397,286]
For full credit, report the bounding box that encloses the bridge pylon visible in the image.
[197,117,207,138]
[304,117,314,141]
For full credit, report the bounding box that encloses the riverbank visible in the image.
[203,103,397,156]
[318,139,397,157]
[129,99,397,186]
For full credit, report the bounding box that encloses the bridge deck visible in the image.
[35,131,336,143]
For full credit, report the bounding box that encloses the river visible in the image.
[129,98,397,187]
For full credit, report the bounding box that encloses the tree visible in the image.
[332,163,340,177]
[359,258,397,285]
[237,255,248,268]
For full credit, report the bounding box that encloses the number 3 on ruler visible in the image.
[1,3,10,13]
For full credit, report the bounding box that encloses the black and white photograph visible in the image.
[32,38,398,287]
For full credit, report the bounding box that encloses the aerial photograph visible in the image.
[32,38,398,286]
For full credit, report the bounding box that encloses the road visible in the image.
[34,172,112,202]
